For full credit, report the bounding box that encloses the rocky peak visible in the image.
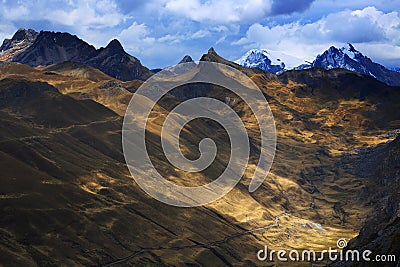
[0,28,39,61]
[207,47,217,55]
[11,31,97,66]
[84,39,152,81]
[235,49,286,74]
[347,43,358,53]
[309,44,400,85]
[179,55,194,64]
[104,39,124,53]
[0,28,38,52]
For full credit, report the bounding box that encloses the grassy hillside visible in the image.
[0,57,399,266]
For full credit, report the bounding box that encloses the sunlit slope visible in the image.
[0,54,399,266]
[0,62,137,116]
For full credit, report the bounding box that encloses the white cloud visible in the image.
[2,5,30,20]
[0,23,17,44]
[0,0,127,29]
[164,0,273,23]
[190,29,210,39]
[117,22,155,53]
[234,6,400,66]
[46,0,127,28]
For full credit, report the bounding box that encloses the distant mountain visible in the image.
[0,28,38,61]
[389,67,400,72]
[85,39,151,81]
[1,46,400,266]
[202,47,276,80]
[235,49,285,74]
[0,29,151,81]
[235,49,306,74]
[178,55,194,64]
[306,44,400,86]
[236,44,400,86]
[11,30,97,66]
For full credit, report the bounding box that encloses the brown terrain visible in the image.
[0,32,399,267]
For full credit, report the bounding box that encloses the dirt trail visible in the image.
[100,212,294,267]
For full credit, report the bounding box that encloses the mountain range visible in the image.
[0,28,152,81]
[236,44,400,86]
[0,28,399,266]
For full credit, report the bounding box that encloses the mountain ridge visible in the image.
[236,44,400,86]
[1,41,400,266]
[0,29,151,81]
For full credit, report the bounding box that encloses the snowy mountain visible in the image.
[236,44,400,86]
[235,49,306,74]
[306,44,400,86]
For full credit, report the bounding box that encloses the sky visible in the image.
[0,0,400,69]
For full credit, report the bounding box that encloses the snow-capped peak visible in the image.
[235,44,400,86]
[339,43,361,61]
[235,49,306,74]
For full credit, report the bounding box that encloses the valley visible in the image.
[0,29,399,266]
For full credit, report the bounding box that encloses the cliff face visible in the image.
[332,136,400,267]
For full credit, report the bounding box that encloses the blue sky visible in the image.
[1,0,400,69]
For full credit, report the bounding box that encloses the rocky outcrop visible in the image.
[0,28,39,61]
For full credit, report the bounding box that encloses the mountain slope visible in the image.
[0,61,137,116]
[332,136,400,267]
[1,29,151,81]
[1,47,400,266]
[11,31,97,66]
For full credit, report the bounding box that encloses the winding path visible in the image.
[100,212,290,267]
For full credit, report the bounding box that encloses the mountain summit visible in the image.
[235,49,286,74]
[307,44,400,86]
[236,44,400,86]
[178,55,194,64]
[11,30,97,66]
[0,29,151,81]
[0,28,39,61]
[85,39,151,81]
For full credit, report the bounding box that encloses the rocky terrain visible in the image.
[0,29,399,266]
[0,29,151,81]
[0,28,39,61]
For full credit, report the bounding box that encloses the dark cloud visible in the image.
[271,0,315,15]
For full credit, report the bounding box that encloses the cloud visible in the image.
[0,23,17,44]
[45,0,127,28]
[1,1,399,69]
[162,0,316,23]
[233,6,400,65]
[164,0,273,23]
[117,22,155,53]
[271,0,314,15]
[0,0,127,29]
[2,5,30,20]
[114,0,149,14]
